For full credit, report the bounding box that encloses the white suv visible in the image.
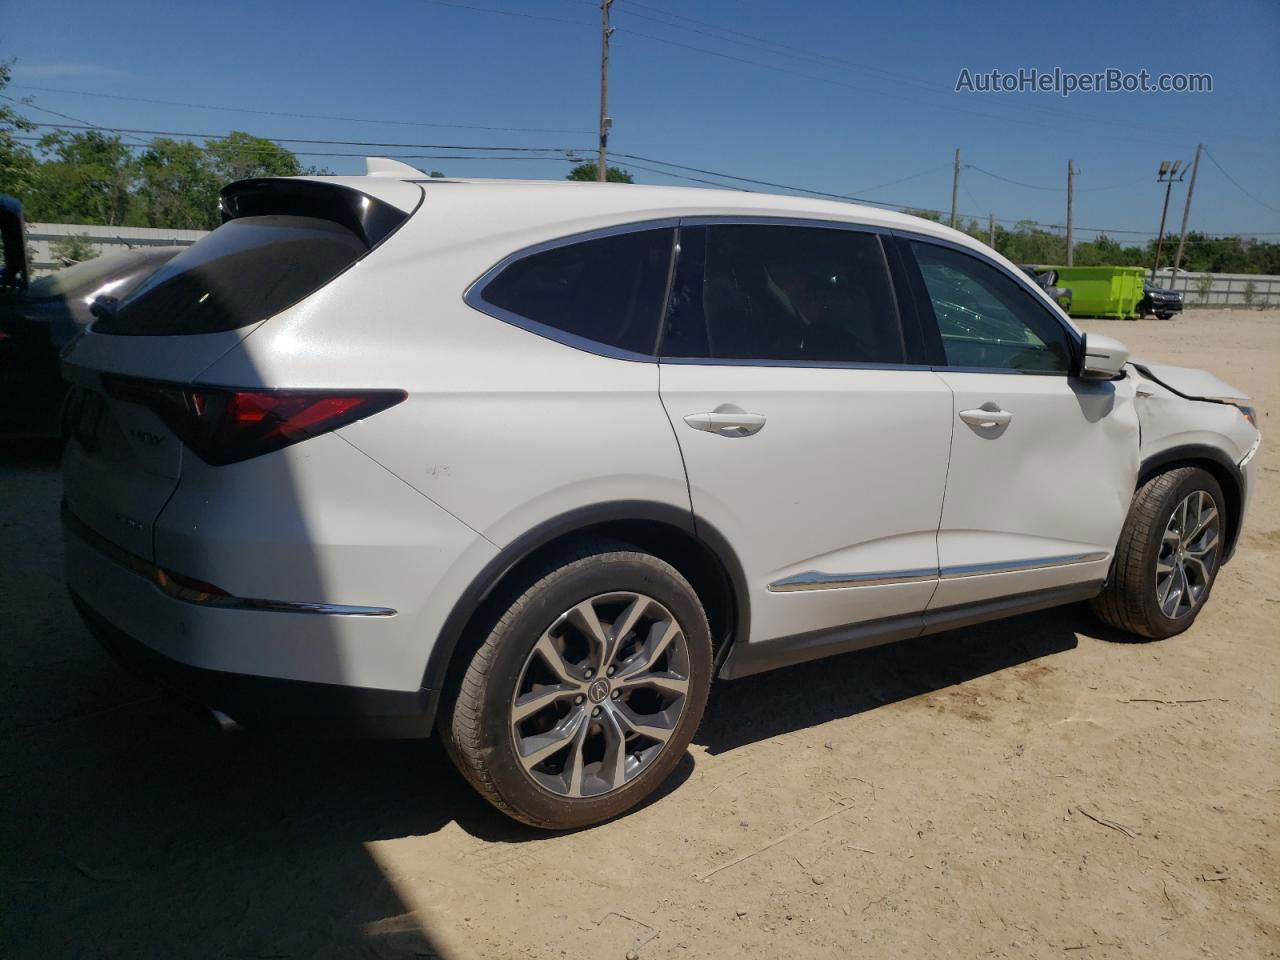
[62,165,1261,829]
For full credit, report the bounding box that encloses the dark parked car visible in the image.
[0,197,180,437]
[1136,281,1183,320]
[1018,265,1072,312]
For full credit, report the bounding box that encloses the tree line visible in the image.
[903,209,1280,276]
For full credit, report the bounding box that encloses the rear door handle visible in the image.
[684,412,767,437]
[958,407,1013,428]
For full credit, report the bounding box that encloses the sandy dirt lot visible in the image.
[2,309,1277,960]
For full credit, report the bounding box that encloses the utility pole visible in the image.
[949,148,960,228]
[596,0,614,182]
[1065,160,1074,267]
[1151,159,1184,282]
[988,212,996,249]
[1171,143,1203,276]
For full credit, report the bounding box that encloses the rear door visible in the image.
[658,221,954,666]
[899,237,1139,610]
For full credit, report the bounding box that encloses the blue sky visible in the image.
[4,0,1278,242]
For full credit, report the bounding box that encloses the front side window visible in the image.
[662,224,903,364]
[478,228,674,356]
[910,241,1073,373]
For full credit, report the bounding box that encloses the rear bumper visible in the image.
[62,489,463,738]
[71,590,438,737]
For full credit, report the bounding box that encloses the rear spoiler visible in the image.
[218,178,415,249]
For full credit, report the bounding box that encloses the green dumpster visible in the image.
[1036,265,1145,319]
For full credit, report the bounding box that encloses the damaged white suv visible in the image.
[62,165,1260,829]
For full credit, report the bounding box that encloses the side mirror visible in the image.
[1078,333,1129,380]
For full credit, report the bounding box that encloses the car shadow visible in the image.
[7,427,1093,957]
[695,604,1085,755]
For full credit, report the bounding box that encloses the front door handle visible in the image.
[958,406,1013,428]
[684,411,767,437]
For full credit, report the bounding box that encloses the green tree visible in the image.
[206,131,302,184]
[26,130,134,225]
[50,233,99,264]
[132,138,222,229]
[566,162,634,183]
[0,60,38,199]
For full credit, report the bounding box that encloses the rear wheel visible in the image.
[1092,467,1225,639]
[442,540,712,829]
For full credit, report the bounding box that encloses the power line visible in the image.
[26,121,587,153]
[615,152,1280,236]
[851,165,952,195]
[1,94,149,145]
[965,164,1174,195]
[423,0,586,26]
[966,164,1062,192]
[9,84,593,136]
[12,137,577,163]
[16,119,1279,239]
[422,0,1117,142]
[1203,147,1280,215]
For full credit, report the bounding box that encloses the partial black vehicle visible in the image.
[1136,281,1183,320]
[0,196,181,437]
[1017,265,1072,313]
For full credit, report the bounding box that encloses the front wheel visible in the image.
[442,540,712,829]
[1092,467,1225,639]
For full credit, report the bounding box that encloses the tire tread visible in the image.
[1092,466,1212,639]
[442,537,705,828]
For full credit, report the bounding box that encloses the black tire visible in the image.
[1156,312,1173,320]
[441,538,712,830]
[1092,467,1225,639]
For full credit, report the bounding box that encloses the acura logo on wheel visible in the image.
[587,679,610,704]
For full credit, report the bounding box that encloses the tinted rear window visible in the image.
[662,224,903,364]
[96,215,368,336]
[477,228,674,356]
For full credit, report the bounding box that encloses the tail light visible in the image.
[104,377,406,465]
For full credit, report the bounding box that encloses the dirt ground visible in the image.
[2,308,1277,960]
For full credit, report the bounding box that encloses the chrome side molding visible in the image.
[767,567,938,592]
[939,552,1109,580]
[767,552,1109,593]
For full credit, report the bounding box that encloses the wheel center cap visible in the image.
[587,679,611,704]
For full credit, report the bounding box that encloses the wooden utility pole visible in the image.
[1171,143,1203,275]
[1065,160,1075,266]
[988,213,996,248]
[597,0,613,182]
[1151,159,1184,283]
[949,148,960,228]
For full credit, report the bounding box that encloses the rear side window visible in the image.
[96,215,369,336]
[661,224,903,364]
[476,228,674,356]
[910,241,1073,373]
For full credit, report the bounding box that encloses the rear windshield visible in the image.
[95,215,368,336]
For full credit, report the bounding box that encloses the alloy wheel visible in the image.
[1156,490,1220,620]
[510,592,691,799]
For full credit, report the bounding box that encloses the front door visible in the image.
[903,238,1139,610]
